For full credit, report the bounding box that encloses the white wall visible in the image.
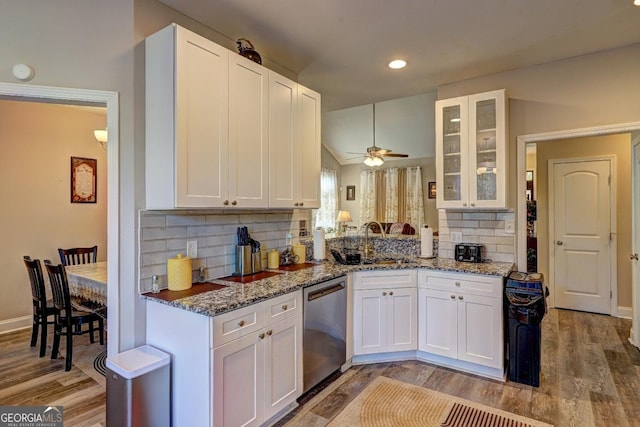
[0,100,108,331]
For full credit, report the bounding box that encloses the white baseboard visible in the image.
[0,316,31,335]
[617,306,632,319]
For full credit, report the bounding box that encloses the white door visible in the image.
[631,140,640,347]
[353,290,385,355]
[551,159,612,314]
[418,288,458,358]
[386,288,417,352]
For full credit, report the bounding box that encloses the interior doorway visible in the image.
[0,82,120,356]
[549,157,613,315]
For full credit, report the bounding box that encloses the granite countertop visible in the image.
[142,257,514,318]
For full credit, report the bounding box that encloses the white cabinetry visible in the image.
[353,270,417,355]
[435,89,507,209]
[418,271,503,377]
[145,23,320,209]
[268,74,321,208]
[146,291,302,427]
[146,24,229,209]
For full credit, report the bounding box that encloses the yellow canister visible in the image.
[167,253,192,291]
[292,244,306,264]
[267,249,280,269]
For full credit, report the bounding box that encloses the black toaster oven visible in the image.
[455,243,484,263]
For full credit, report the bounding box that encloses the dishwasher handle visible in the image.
[307,283,345,302]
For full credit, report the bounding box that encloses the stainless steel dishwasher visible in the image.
[303,275,347,393]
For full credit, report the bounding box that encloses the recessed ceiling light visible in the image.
[635,0,640,6]
[388,59,407,69]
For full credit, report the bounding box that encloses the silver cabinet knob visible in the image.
[282,304,288,310]
[455,281,461,287]
[231,200,237,206]
[631,253,639,260]
[450,295,456,299]
[299,202,304,207]
[223,200,229,206]
[294,202,299,206]
[556,240,563,246]
[266,330,273,336]
[382,292,387,296]
[458,295,464,300]
[389,291,394,296]
[462,202,467,207]
[259,333,265,339]
[470,203,475,207]
[237,320,246,327]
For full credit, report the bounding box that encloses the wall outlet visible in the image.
[186,240,198,258]
[451,231,463,242]
[504,219,515,234]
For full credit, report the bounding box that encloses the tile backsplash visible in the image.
[437,210,516,263]
[139,209,311,292]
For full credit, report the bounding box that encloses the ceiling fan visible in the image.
[347,103,409,166]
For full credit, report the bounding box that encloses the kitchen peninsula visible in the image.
[144,257,513,427]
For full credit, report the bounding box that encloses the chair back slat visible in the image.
[44,260,73,320]
[58,246,98,266]
[23,256,46,303]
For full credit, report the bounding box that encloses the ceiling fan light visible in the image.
[364,155,384,167]
[388,59,407,69]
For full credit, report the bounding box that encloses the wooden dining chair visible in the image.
[23,256,59,357]
[44,260,104,371]
[57,246,98,266]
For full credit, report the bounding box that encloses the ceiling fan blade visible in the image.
[381,152,408,157]
[345,154,366,160]
[346,151,366,155]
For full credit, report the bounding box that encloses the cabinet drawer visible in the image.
[212,303,264,348]
[419,271,502,298]
[266,291,302,324]
[354,270,417,291]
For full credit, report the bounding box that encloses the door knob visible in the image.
[630,253,639,260]
[556,241,563,246]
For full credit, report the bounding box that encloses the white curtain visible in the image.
[384,168,399,223]
[406,166,424,229]
[359,170,376,225]
[315,169,338,231]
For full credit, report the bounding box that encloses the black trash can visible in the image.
[504,271,547,387]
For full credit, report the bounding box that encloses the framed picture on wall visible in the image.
[428,182,436,199]
[71,157,97,203]
[346,185,356,201]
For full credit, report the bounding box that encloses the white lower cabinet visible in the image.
[146,291,302,427]
[418,271,503,373]
[353,270,418,355]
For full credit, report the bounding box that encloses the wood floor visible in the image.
[279,309,640,427]
[1,309,638,427]
[0,327,106,426]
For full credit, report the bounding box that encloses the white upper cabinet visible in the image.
[268,74,321,208]
[146,24,229,209]
[145,23,320,210]
[229,55,269,208]
[436,89,507,209]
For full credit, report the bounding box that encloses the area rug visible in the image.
[93,350,107,377]
[327,376,552,427]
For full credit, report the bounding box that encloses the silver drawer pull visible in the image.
[238,320,246,327]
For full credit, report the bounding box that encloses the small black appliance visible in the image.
[454,243,484,263]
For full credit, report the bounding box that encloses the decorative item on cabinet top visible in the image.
[236,38,262,64]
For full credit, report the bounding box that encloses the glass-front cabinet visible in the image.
[436,89,507,209]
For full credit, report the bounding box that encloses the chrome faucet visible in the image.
[363,221,386,259]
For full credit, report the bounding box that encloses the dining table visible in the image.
[65,261,107,307]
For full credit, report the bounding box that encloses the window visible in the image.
[314,169,338,231]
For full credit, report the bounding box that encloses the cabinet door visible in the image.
[268,72,298,208]
[213,333,264,427]
[418,288,458,358]
[387,288,417,352]
[297,86,321,208]
[468,89,507,208]
[264,314,303,421]
[435,95,469,209]
[457,293,502,369]
[353,290,386,355]
[229,55,269,208]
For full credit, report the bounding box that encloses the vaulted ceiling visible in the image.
[157,0,640,162]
